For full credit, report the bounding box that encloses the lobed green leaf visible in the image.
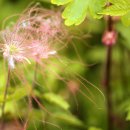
[51,0,106,26]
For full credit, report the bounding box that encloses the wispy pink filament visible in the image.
[0,5,66,68]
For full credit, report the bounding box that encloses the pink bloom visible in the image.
[102,30,117,46]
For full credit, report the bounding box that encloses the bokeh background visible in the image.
[0,0,130,130]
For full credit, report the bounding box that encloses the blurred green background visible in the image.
[0,0,130,130]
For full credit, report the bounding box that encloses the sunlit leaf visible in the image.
[100,0,130,16]
[51,0,106,26]
[89,0,106,19]
[51,0,72,5]
[62,0,89,26]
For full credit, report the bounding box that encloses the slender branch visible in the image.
[1,67,11,129]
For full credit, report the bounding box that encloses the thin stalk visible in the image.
[103,16,114,130]
[104,45,113,130]
[1,67,11,129]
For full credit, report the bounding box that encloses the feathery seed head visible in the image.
[1,28,30,69]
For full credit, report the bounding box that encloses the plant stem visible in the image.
[1,67,11,129]
[104,45,113,130]
[103,16,114,130]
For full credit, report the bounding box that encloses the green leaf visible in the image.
[100,0,130,16]
[121,12,130,26]
[116,23,130,48]
[88,127,102,130]
[126,111,130,120]
[51,0,72,5]
[62,0,89,26]
[42,93,69,110]
[0,102,16,116]
[125,103,130,120]
[89,0,106,19]
[54,112,84,126]
[51,0,106,26]
[109,0,129,3]
[0,87,30,103]
[8,87,29,101]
